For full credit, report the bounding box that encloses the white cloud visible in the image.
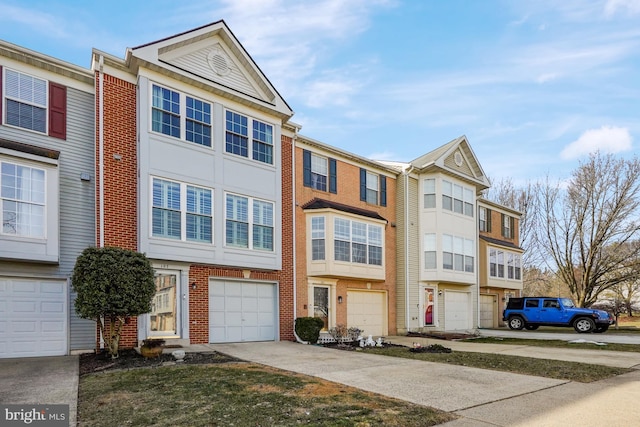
[536,72,559,83]
[605,0,640,17]
[560,126,633,159]
[0,3,70,39]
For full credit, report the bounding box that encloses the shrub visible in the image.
[72,246,156,358]
[295,317,325,344]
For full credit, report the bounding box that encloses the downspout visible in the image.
[291,126,308,344]
[404,165,414,333]
[98,54,105,248]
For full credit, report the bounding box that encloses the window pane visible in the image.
[312,238,325,260]
[186,96,211,147]
[352,242,367,263]
[310,154,328,191]
[352,222,367,243]
[368,225,382,246]
[368,245,382,265]
[334,240,350,261]
[152,85,180,138]
[425,251,436,269]
[225,111,248,157]
[443,252,453,270]
[334,218,350,240]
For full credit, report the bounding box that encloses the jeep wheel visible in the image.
[573,317,595,333]
[594,325,609,333]
[508,316,525,330]
[524,324,539,330]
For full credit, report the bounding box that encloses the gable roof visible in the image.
[113,20,293,120]
[410,135,490,189]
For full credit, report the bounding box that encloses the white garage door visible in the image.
[209,280,277,343]
[0,277,68,358]
[347,291,386,337]
[480,295,496,328]
[444,291,471,331]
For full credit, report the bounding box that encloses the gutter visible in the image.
[404,165,414,332]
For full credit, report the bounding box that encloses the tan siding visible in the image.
[444,152,474,178]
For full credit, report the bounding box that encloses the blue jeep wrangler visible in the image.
[502,297,614,333]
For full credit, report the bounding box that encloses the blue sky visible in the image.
[1,0,638,184]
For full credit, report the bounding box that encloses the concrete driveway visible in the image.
[0,356,78,427]
[479,328,640,345]
[211,340,640,426]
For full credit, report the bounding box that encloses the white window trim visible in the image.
[422,286,437,327]
[224,108,275,165]
[308,279,337,331]
[150,176,213,244]
[149,82,212,147]
[333,217,383,266]
[489,247,522,281]
[224,192,275,252]
[2,67,49,135]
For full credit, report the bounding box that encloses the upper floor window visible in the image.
[360,169,387,206]
[1,161,45,238]
[423,178,435,208]
[502,213,515,239]
[489,248,521,280]
[424,233,436,269]
[311,216,325,260]
[151,84,212,147]
[225,110,273,164]
[2,67,67,139]
[479,206,491,232]
[225,193,274,251]
[303,150,337,193]
[152,177,212,243]
[442,180,474,217]
[442,234,474,273]
[334,218,382,265]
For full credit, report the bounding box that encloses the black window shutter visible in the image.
[487,209,492,232]
[510,216,515,239]
[329,158,337,193]
[501,213,506,238]
[360,168,366,201]
[49,82,67,140]
[303,149,312,187]
[380,174,387,206]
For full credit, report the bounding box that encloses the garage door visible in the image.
[0,277,68,358]
[480,295,495,328]
[444,291,471,331]
[209,280,277,343]
[347,291,386,337]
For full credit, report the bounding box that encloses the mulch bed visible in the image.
[407,331,476,340]
[79,349,240,376]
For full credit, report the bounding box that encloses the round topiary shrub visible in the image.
[295,317,325,344]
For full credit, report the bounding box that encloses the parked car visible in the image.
[503,297,614,333]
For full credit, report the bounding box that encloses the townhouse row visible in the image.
[0,21,523,358]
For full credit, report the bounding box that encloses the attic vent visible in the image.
[208,51,231,76]
[454,151,464,167]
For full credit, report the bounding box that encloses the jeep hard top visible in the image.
[503,297,614,333]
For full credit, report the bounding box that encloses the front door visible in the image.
[313,286,330,331]
[149,271,180,338]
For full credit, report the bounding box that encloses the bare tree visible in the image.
[539,153,640,307]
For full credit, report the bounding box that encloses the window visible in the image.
[424,178,435,208]
[225,193,274,251]
[525,299,539,308]
[443,234,474,272]
[225,110,274,164]
[424,233,436,269]
[151,84,211,146]
[1,161,45,237]
[152,178,212,243]
[424,288,435,326]
[365,172,378,204]
[479,206,491,232]
[442,180,473,217]
[4,69,47,134]
[311,154,328,191]
[502,213,515,238]
[311,216,325,260]
[333,218,383,265]
[186,97,211,146]
[303,150,337,193]
[152,85,180,138]
[489,248,522,281]
[360,169,387,206]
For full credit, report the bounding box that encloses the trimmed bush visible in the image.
[295,317,325,344]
